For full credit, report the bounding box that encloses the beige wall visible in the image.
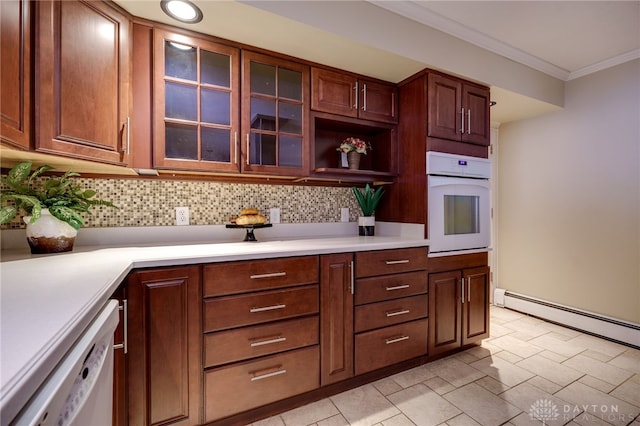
[497,59,640,323]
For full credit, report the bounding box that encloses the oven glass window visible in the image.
[444,195,480,235]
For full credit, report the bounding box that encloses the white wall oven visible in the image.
[427,152,491,256]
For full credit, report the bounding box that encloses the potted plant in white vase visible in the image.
[352,183,384,236]
[0,162,117,254]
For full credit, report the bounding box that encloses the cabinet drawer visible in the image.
[355,319,428,375]
[204,346,319,422]
[355,248,428,278]
[354,295,428,333]
[204,285,318,332]
[204,316,319,368]
[204,256,319,297]
[355,271,428,305]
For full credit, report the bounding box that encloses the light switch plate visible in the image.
[269,208,281,224]
[340,208,349,222]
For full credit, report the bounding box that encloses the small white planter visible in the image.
[358,216,375,236]
[23,208,77,253]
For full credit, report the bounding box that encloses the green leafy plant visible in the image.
[0,162,117,230]
[352,184,384,217]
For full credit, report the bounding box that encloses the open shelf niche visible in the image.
[311,112,397,183]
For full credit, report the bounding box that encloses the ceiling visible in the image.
[114,1,640,123]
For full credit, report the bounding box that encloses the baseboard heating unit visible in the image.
[495,289,640,349]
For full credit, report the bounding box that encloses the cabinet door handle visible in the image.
[122,117,130,155]
[250,272,286,279]
[362,83,367,111]
[250,304,286,313]
[386,284,410,291]
[386,309,410,317]
[350,260,355,295]
[234,131,238,164]
[113,299,128,353]
[460,107,465,134]
[467,109,471,134]
[385,335,409,345]
[250,368,287,381]
[461,278,465,304]
[353,82,358,109]
[385,259,409,265]
[250,336,287,347]
[245,133,250,165]
[467,277,471,302]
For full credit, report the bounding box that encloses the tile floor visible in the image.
[252,306,640,426]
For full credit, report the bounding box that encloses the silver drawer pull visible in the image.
[386,309,410,317]
[250,272,287,279]
[250,369,287,381]
[250,304,286,313]
[385,260,409,265]
[385,335,410,345]
[386,284,410,291]
[250,336,287,347]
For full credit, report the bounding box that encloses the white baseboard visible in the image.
[497,289,640,348]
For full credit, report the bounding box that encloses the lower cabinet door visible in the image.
[204,346,320,422]
[355,319,428,375]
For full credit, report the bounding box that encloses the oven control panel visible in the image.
[427,151,491,179]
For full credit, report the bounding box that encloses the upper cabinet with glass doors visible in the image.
[241,51,309,176]
[153,29,240,172]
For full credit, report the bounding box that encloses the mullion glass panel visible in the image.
[165,41,197,81]
[166,82,197,121]
[250,97,276,131]
[250,62,276,96]
[201,50,230,87]
[278,135,302,167]
[165,123,198,159]
[201,89,230,125]
[249,133,276,165]
[201,127,231,162]
[278,101,302,135]
[278,68,302,101]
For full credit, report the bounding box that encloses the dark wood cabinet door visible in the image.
[241,51,309,176]
[35,0,131,165]
[358,79,397,124]
[1,0,31,150]
[320,253,354,386]
[127,266,202,426]
[311,68,357,118]
[462,266,490,345]
[427,74,462,142]
[112,285,127,426]
[462,85,490,146]
[153,29,241,172]
[428,270,462,356]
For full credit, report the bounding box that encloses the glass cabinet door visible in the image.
[242,51,309,175]
[154,30,240,172]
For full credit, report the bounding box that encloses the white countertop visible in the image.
[0,223,428,423]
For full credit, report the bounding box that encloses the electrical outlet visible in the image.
[269,208,281,224]
[175,207,189,226]
[340,207,350,222]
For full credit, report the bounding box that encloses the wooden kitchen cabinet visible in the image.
[428,73,490,146]
[320,253,354,386]
[1,0,31,150]
[35,0,132,165]
[241,51,310,176]
[202,256,320,422]
[153,28,241,172]
[427,253,490,357]
[353,248,429,375]
[126,266,202,426]
[311,68,397,124]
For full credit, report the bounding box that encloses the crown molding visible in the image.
[567,49,640,80]
[370,1,571,81]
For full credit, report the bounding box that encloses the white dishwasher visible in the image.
[11,300,119,426]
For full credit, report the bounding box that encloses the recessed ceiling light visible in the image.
[160,0,203,24]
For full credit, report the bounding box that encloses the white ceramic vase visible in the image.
[23,208,77,254]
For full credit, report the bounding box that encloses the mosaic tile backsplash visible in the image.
[1,176,364,229]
